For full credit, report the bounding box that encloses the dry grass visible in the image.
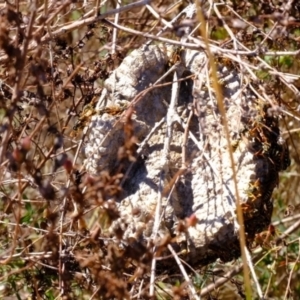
[0,0,299,299]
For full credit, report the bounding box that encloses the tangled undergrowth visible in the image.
[0,1,300,299]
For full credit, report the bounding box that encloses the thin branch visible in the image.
[196,4,252,299]
[149,64,183,297]
[284,238,300,300]
[111,0,121,55]
[168,244,201,300]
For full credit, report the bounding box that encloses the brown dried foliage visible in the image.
[0,1,299,299]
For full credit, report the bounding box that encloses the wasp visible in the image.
[231,139,240,152]
[71,103,96,136]
[284,204,295,217]
[97,102,128,116]
[245,179,262,202]
[70,94,98,138]
[253,224,276,249]
[240,202,256,218]
[166,46,183,67]
[215,55,236,70]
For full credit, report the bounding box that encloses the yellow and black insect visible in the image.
[231,139,240,152]
[97,103,128,116]
[245,179,262,202]
[167,46,183,67]
[71,103,97,137]
[215,55,237,70]
[71,100,129,138]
